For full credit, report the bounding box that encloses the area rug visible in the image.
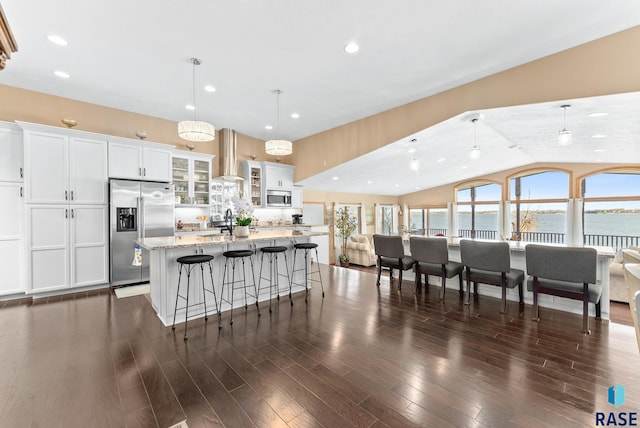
[114,283,150,299]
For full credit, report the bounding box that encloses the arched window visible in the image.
[455,181,501,239]
[581,170,640,250]
[508,170,570,243]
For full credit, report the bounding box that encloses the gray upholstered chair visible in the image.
[373,234,415,289]
[460,239,524,313]
[410,236,464,300]
[525,244,601,334]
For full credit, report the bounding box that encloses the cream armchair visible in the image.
[345,234,377,267]
[610,248,640,303]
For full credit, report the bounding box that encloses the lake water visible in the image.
[427,212,640,236]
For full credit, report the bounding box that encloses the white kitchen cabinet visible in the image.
[241,160,263,207]
[0,122,23,182]
[264,162,294,191]
[172,150,212,206]
[26,204,108,293]
[22,127,107,204]
[0,182,24,295]
[292,186,303,209]
[108,139,173,182]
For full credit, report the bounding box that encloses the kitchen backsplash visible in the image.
[174,206,303,226]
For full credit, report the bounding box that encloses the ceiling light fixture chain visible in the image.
[178,57,215,142]
[191,58,200,120]
[265,88,292,156]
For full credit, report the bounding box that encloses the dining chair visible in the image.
[410,236,464,299]
[460,239,524,313]
[525,244,600,334]
[373,234,415,289]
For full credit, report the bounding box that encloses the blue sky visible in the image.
[456,172,640,210]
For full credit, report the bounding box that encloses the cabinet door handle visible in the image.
[139,167,142,176]
[19,187,23,198]
[19,167,23,178]
[143,167,147,176]
[65,209,68,219]
[71,209,75,218]
[65,190,68,200]
[71,190,74,200]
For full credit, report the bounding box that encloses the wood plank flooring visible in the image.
[0,265,638,427]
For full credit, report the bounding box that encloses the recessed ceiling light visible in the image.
[415,186,421,190]
[408,148,416,153]
[344,42,359,54]
[47,35,68,46]
[394,184,400,187]
[185,104,195,111]
[594,149,606,152]
[437,158,446,163]
[204,85,216,92]
[460,166,468,169]
[591,134,607,138]
[367,180,373,184]
[53,70,70,79]
[291,113,300,119]
[332,176,339,180]
[588,112,608,117]
[265,125,273,130]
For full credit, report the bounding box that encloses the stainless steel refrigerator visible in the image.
[109,179,175,286]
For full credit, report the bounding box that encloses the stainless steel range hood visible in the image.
[218,128,244,181]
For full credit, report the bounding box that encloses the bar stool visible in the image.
[172,254,219,340]
[258,246,292,312]
[291,242,325,301]
[219,249,261,325]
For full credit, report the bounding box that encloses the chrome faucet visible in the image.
[221,208,234,236]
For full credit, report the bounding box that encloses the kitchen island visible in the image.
[137,230,328,326]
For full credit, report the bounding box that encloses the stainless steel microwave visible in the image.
[266,190,292,207]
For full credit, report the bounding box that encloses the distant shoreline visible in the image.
[456,209,640,215]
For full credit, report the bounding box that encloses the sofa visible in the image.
[609,247,640,303]
[345,234,377,267]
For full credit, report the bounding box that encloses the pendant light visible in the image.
[178,58,215,142]
[468,114,481,160]
[265,89,292,156]
[558,104,572,146]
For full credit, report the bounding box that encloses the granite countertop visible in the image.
[138,229,328,250]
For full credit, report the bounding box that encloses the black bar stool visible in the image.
[291,242,325,301]
[258,246,292,312]
[219,249,261,325]
[172,254,219,340]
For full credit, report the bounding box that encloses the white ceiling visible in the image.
[2,1,640,195]
[297,92,640,195]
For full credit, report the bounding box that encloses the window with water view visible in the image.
[509,171,569,243]
[582,172,640,250]
[456,182,501,239]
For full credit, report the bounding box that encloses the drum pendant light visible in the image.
[178,58,215,142]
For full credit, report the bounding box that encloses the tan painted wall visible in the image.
[291,25,640,182]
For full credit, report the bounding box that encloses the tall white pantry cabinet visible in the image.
[0,122,25,295]
[18,122,109,294]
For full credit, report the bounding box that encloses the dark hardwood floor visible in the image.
[0,265,638,428]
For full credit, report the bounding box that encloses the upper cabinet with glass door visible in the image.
[172,150,214,206]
